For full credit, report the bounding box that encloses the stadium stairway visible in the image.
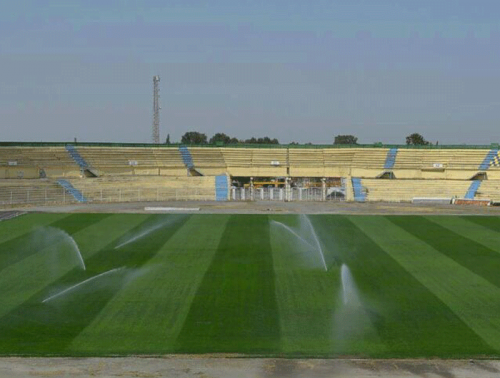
[57,179,87,202]
[179,146,204,176]
[65,145,98,176]
[479,149,499,170]
[489,151,500,168]
[215,175,229,201]
[65,145,88,168]
[179,146,194,169]
[464,180,482,199]
[352,177,366,202]
[384,148,398,169]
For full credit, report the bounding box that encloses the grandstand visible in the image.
[0,146,80,178]
[67,176,217,202]
[361,179,471,202]
[220,147,288,177]
[475,180,500,202]
[76,146,186,176]
[1,142,499,206]
[392,148,491,179]
[0,179,69,206]
[188,147,226,176]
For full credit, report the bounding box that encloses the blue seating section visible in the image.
[464,180,482,199]
[384,148,398,169]
[65,145,89,169]
[179,146,194,169]
[479,149,498,170]
[352,177,366,202]
[57,179,87,202]
[490,151,500,167]
[215,175,228,201]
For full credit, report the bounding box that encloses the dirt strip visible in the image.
[8,200,500,215]
[1,357,499,378]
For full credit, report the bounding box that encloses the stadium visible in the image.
[1,142,500,376]
[1,142,500,206]
[2,1,500,376]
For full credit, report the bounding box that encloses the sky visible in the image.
[1,0,500,145]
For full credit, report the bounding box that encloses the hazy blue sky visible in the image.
[1,0,499,144]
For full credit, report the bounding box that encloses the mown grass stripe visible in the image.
[391,216,500,289]
[354,216,500,354]
[270,215,338,355]
[0,213,111,272]
[0,215,149,313]
[70,214,230,354]
[426,216,500,255]
[0,213,68,245]
[0,214,149,320]
[465,216,500,233]
[175,215,280,354]
[317,215,493,357]
[0,214,189,355]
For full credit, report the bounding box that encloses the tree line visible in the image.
[332,133,434,145]
[168,132,279,145]
[169,131,433,146]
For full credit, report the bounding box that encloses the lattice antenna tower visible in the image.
[152,75,160,144]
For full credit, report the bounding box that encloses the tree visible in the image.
[209,133,231,145]
[406,133,429,145]
[229,137,239,144]
[165,134,171,145]
[245,137,279,144]
[334,135,358,145]
[181,131,207,145]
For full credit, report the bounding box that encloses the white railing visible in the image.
[0,187,216,207]
[230,187,345,202]
[80,187,215,203]
[0,186,345,207]
[0,188,73,206]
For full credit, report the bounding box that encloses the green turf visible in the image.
[0,213,500,358]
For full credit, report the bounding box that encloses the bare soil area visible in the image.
[1,357,499,378]
[9,200,500,215]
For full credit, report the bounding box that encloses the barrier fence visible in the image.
[0,187,216,207]
[230,187,345,201]
[0,186,345,207]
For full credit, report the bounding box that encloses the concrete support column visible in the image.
[345,176,354,201]
[250,177,255,201]
[285,177,291,201]
[321,178,326,201]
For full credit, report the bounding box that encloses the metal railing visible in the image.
[0,187,216,207]
[230,187,345,202]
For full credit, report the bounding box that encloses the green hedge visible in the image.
[0,141,498,149]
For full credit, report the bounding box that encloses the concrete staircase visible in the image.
[215,175,228,201]
[65,145,98,176]
[479,149,499,170]
[57,179,87,202]
[65,145,88,169]
[464,180,482,199]
[352,178,366,202]
[384,148,398,169]
[179,146,194,169]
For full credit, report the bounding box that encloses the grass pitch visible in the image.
[1,213,500,358]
